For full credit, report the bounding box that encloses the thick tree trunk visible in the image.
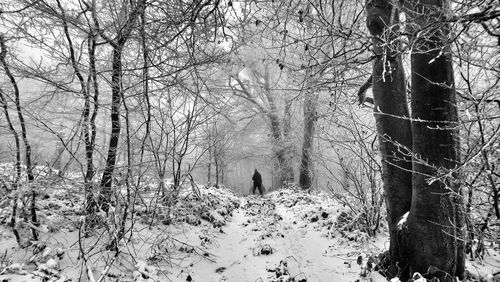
[407,1,465,280]
[365,1,412,279]
[264,66,294,185]
[299,92,318,190]
[274,142,294,185]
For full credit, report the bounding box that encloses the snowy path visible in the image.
[171,195,384,282]
[0,188,389,282]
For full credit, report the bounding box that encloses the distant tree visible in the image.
[206,118,233,187]
[325,110,384,238]
[299,90,318,189]
[227,0,369,188]
[2,0,105,215]
[229,62,296,185]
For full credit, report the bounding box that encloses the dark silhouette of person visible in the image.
[252,169,263,195]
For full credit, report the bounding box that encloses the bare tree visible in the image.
[93,0,144,211]
[0,86,22,245]
[229,63,295,185]
[0,33,38,241]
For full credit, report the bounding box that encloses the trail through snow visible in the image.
[166,193,386,282]
[1,185,497,282]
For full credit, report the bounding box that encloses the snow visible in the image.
[397,212,409,229]
[0,181,498,281]
[144,191,385,282]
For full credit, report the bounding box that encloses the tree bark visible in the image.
[207,127,212,184]
[85,31,100,214]
[215,154,219,186]
[0,87,22,245]
[0,34,37,241]
[55,0,99,213]
[207,159,212,184]
[406,0,465,279]
[365,1,413,279]
[0,35,34,183]
[299,92,318,190]
[263,66,294,184]
[0,88,21,183]
[97,0,143,211]
[137,0,150,192]
[99,45,124,211]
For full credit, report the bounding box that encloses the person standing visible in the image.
[252,169,263,195]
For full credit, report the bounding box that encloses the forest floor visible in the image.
[0,175,498,281]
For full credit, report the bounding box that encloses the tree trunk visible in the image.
[207,132,212,184]
[283,97,295,183]
[57,0,98,213]
[99,45,124,211]
[263,66,294,185]
[215,156,219,187]
[0,87,22,245]
[221,164,224,185]
[207,162,212,184]
[365,1,412,279]
[97,0,143,212]
[85,31,99,214]
[138,0,150,190]
[269,112,291,184]
[0,89,21,183]
[52,139,64,171]
[299,92,318,190]
[406,1,465,279]
[0,34,37,241]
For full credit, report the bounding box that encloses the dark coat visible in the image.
[252,170,262,186]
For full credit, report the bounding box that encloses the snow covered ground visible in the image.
[158,191,387,282]
[0,184,498,281]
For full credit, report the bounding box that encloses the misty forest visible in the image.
[0,0,499,281]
